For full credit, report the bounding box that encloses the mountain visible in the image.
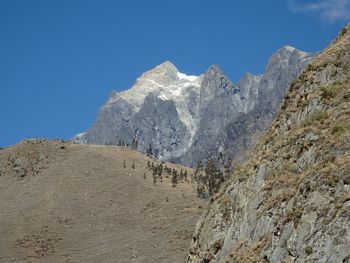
[0,139,204,262]
[186,25,350,262]
[73,47,314,167]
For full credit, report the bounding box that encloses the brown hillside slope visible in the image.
[0,139,204,263]
[187,25,350,262]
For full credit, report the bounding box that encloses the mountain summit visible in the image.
[74,46,313,166]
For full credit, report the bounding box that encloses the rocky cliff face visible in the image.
[74,47,313,167]
[179,47,313,166]
[186,25,350,262]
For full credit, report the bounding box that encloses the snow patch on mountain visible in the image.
[107,64,203,140]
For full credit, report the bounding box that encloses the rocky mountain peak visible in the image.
[266,45,310,71]
[203,64,225,78]
[74,45,313,167]
[147,60,179,75]
[135,60,180,88]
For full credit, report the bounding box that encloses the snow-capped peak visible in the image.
[112,62,201,108]
[177,72,199,82]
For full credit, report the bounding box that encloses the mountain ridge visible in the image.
[186,23,350,263]
[74,46,314,167]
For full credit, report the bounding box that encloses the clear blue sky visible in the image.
[0,0,348,147]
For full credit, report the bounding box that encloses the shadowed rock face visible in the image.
[74,47,314,167]
[186,24,350,263]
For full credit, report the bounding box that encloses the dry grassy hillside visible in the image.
[0,139,204,263]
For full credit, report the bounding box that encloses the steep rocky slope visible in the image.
[0,139,204,263]
[186,25,350,262]
[74,47,313,167]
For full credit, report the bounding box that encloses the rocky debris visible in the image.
[73,47,313,167]
[16,226,62,259]
[0,138,70,178]
[186,24,350,262]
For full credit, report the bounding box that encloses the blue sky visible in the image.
[0,0,348,147]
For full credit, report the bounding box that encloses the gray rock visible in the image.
[185,24,350,263]
[73,47,314,167]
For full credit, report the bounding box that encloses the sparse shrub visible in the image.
[340,27,348,37]
[320,86,337,100]
[305,246,313,255]
[310,110,328,123]
[323,217,331,225]
[318,207,329,217]
[131,160,135,169]
[213,239,223,254]
[285,162,299,174]
[331,123,348,135]
[123,160,126,168]
[325,176,337,187]
[343,90,350,100]
[301,110,328,127]
[286,207,303,226]
[343,176,350,185]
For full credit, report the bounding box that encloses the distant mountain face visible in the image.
[74,46,314,167]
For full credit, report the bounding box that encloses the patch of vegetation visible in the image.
[310,110,328,122]
[213,239,223,255]
[318,207,329,217]
[320,86,338,100]
[301,110,328,127]
[305,246,313,255]
[343,90,350,100]
[340,27,348,37]
[343,176,350,185]
[331,123,348,135]
[285,207,303,226]
[194,159,225,199]
[284,162,300,174]
[324,174,340,187]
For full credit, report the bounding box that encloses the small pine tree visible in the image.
[123,160,126,168]
[131,160,135,169]
[157,164,163,178]
[224,158,232,175]
[143,172,146,180]
[147,144,153,157]
[205,159,223,197]
[171,170,178,188]
[147,160,151,168]
[152,171,157,185]
[180,169,184,181]
[196,183,205,199]
[131,137,138,150]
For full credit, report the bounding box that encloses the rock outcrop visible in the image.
[74,47,313,167]
[186,25,350,262]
